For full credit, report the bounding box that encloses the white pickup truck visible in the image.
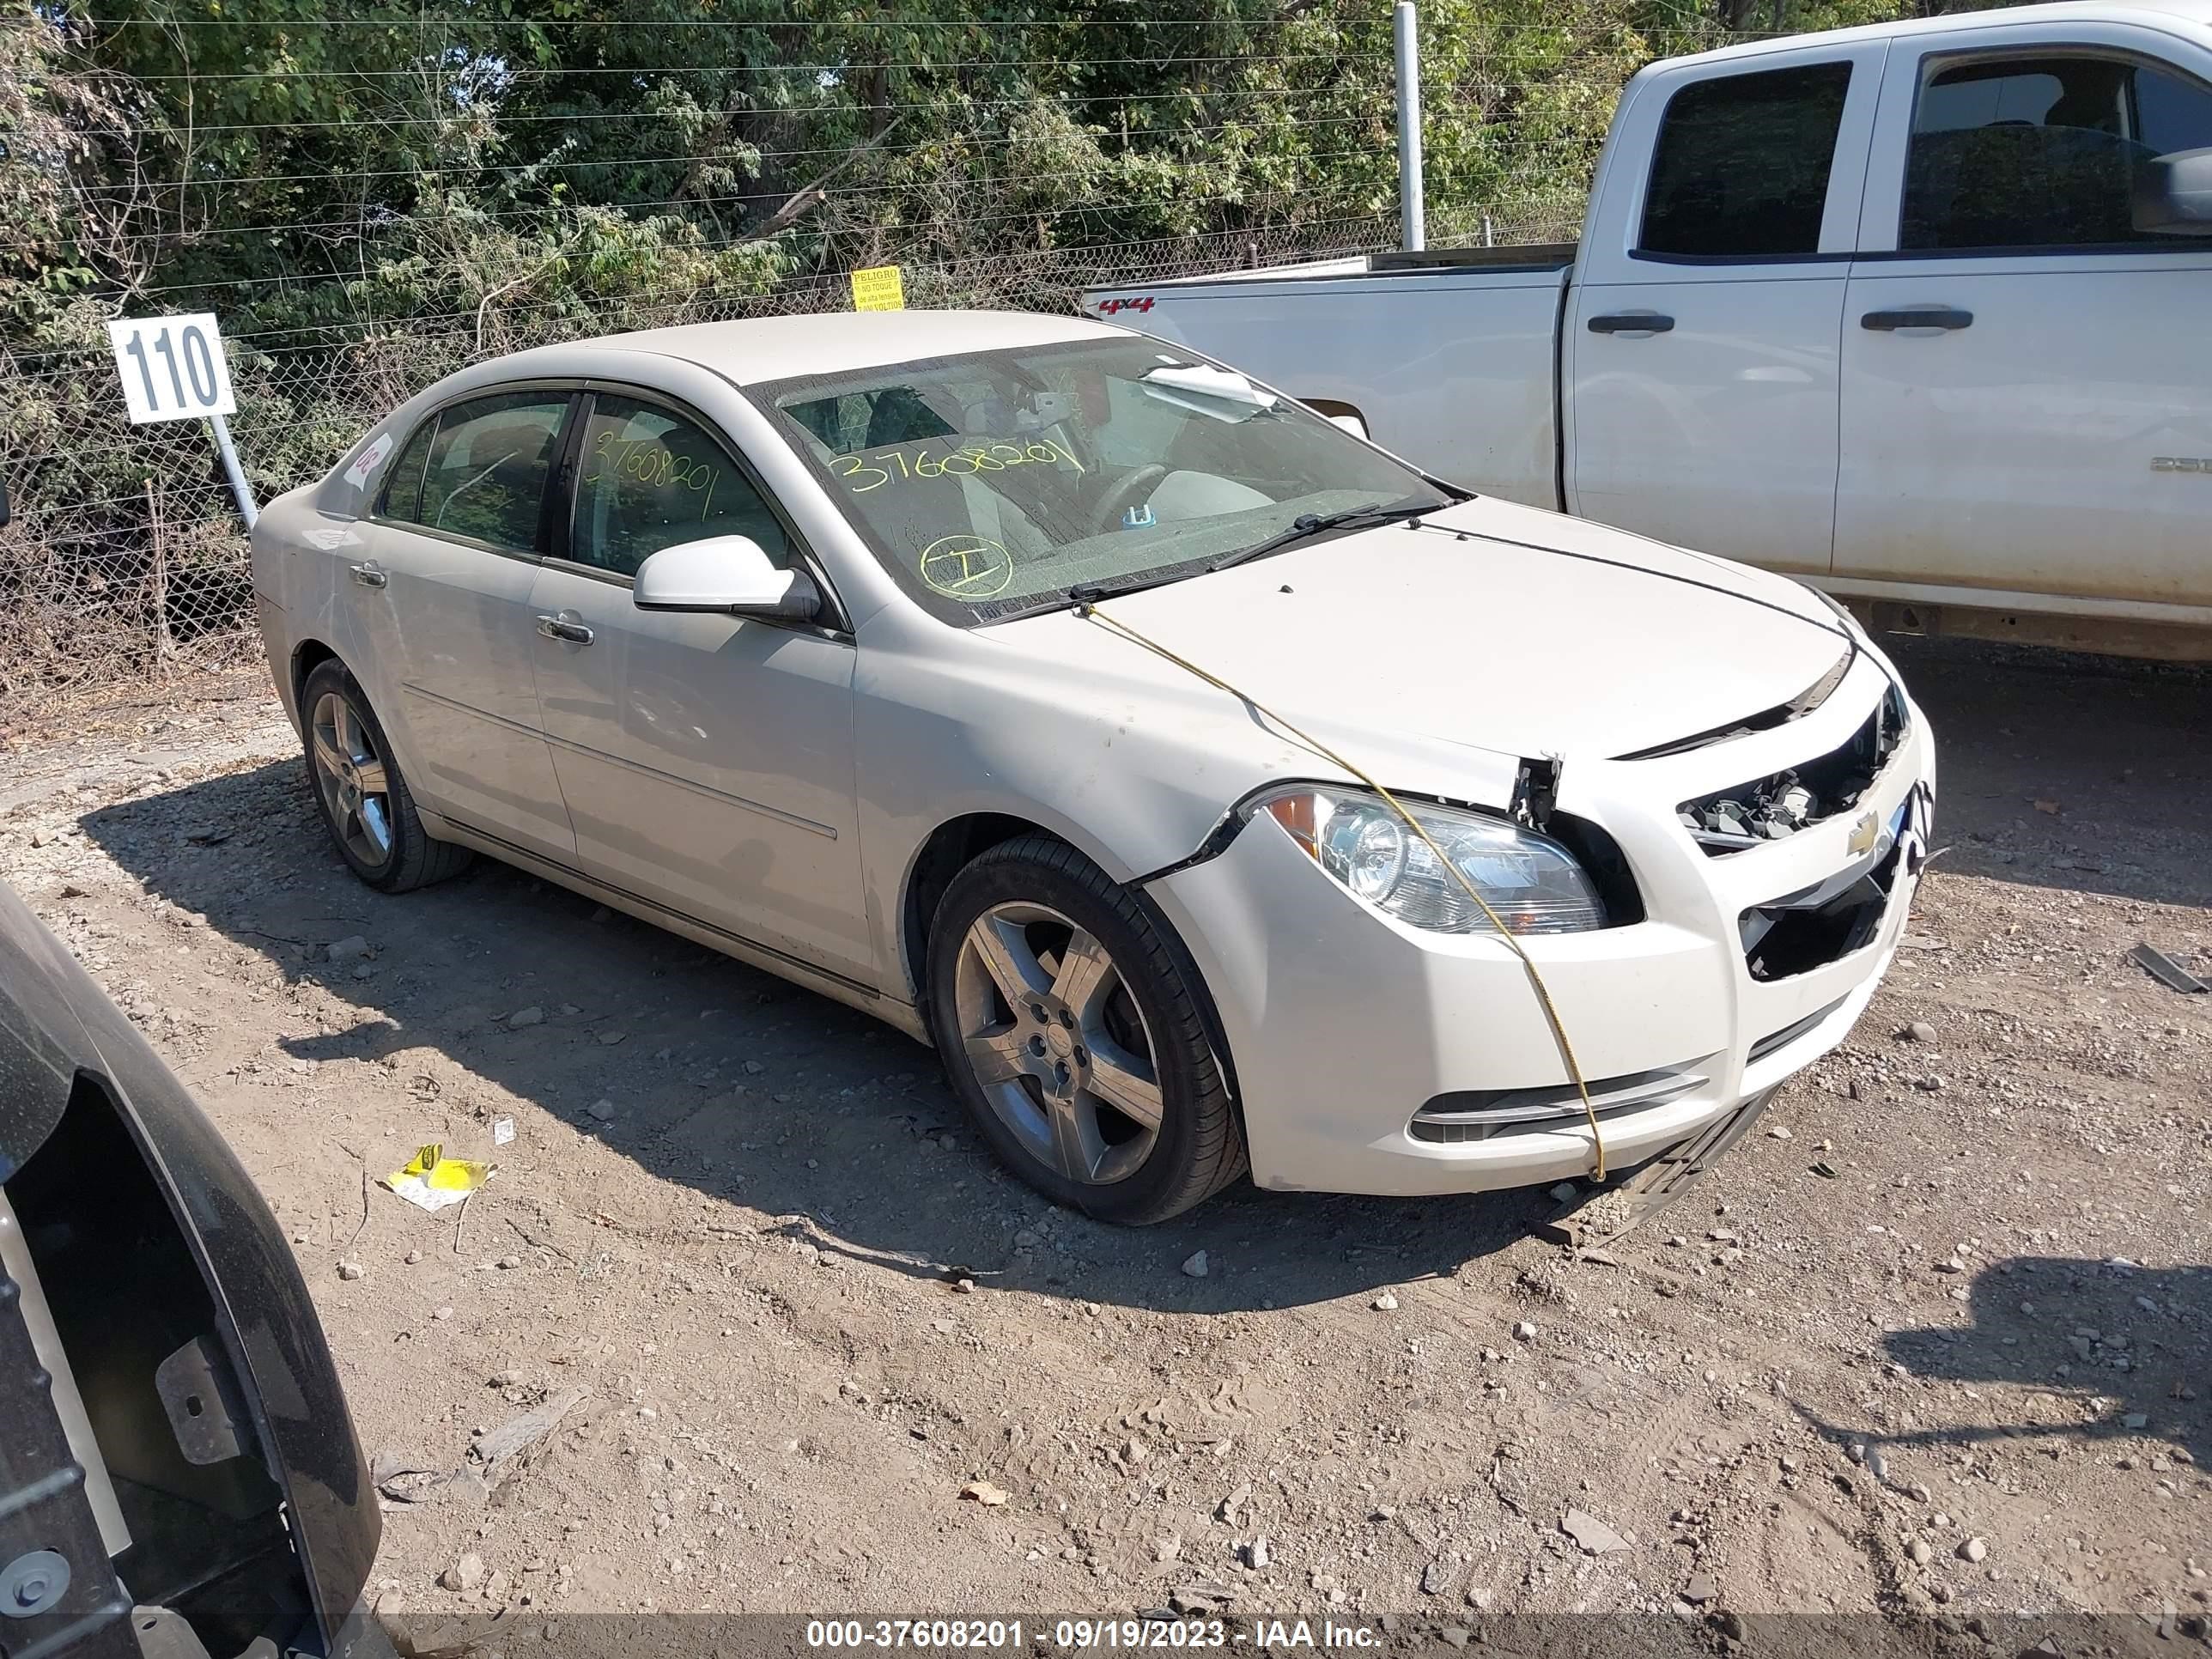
[1082,1,2212,660]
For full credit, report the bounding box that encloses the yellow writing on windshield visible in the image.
[832,439,1082,495]
[917,534,1013,599]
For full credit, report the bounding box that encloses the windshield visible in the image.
[758,337,1450,623]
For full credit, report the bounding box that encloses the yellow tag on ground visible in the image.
[380,1142,492,1212]
[851,265,905,312]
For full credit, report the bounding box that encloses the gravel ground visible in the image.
[0,636,2205,1653]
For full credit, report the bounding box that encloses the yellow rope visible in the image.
[1079,602,1609,1181]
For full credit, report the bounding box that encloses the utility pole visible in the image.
[1395,2,1425,252]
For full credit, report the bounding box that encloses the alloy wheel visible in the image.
[309,690,394,866]
[952,900,1164,1185]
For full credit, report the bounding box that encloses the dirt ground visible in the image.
[0,635,2206,1650]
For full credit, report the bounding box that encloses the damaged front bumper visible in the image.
[1144,653,1933,1198]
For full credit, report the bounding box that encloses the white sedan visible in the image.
[252,309,1934,1223]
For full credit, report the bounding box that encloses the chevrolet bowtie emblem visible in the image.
[1847,811,1881,856]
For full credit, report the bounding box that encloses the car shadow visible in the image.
[1883,635,2212,910]
[73,632,2212,1313]
[1779,1255,2209,1478]
[80,760,1557,1316]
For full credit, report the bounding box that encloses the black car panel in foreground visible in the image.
[0,878,383,1658]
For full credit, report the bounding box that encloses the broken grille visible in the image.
[1679,683,1908,855]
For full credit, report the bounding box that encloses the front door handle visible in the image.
[536,611,594,646]
[1861,307,1973,332]
[347,561,387,588]
[1587,311,1675,335]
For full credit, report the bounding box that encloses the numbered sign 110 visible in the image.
[106,313,236,424]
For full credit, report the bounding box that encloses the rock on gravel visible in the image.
[325,934,370,964]
[1960,1537,1988,1564]
[507,1006,544,1029]
[337,1259,366,1281]
[440,1551,483,1591]
[1560,1508,1628,1555]
[1372,1291,1398,1311]
[1181,1250,1208,1279]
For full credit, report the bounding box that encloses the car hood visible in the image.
[1086,496,1850,764]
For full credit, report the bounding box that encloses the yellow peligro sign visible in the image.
[851,265,906,312]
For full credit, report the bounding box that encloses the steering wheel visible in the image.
[1092,464,1169,533]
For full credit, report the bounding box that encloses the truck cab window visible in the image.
[1639,62,1854,258]
[1902,53,2212,250]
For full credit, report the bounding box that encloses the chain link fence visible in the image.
[0,3,1693,721]
[1,219,1429,718]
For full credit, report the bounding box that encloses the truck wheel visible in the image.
[300,659,472,893]
[925,836,1245,1225]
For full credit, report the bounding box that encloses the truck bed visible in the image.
[1082,246,1574,510]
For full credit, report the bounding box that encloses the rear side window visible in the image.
[398,391,569,553]
[1902,52,2212,250]
[567,394,790,577]
[377,419,438,522]
[1639,62,1855,258]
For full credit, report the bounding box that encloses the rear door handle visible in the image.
[1586,312,1675,335]
[1861,307,1973,332]
[347,561,387,588]
[535,612,594,646]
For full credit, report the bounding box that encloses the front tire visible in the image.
[300,659,472,893]
[924,836,1245,1224]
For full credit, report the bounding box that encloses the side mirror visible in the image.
[634,536,821,622]
[2133,146,2212,235]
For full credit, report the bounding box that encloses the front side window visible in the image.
[760,338,1449,624]
[1639,62,1855,258]
[1902,52,2212,250]
[400,392,569,553]
[568,394,790,578]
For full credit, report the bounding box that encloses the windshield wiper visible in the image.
[1066,570,1191,606]
[975,498,1441,624]
[975,567,1188,624]
[1206,499,1437,573]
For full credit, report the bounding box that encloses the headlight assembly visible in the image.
[1247,786,1607,934]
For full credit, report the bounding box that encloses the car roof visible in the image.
[1665,0,2212,69]
[575,308,1119,386]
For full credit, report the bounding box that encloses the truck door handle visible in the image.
[1586,311,1674,335]
[535,612,594,646]
[1860,307,1973,332]
[347,561,387,588]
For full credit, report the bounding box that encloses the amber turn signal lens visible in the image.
[1261,792,1321,856]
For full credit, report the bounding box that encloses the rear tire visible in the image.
[300,659,472,893]
[924,835,1244,1224]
